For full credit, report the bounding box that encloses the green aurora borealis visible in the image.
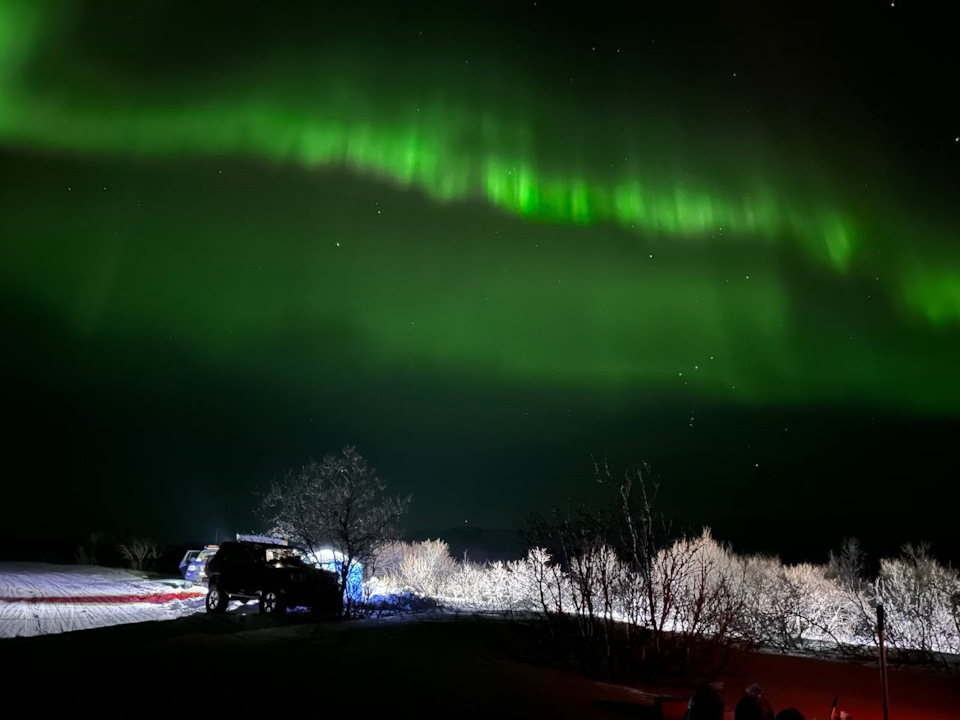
[2,1,958,409]
[1,1,959,544]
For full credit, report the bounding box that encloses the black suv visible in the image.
[204,541,340,617]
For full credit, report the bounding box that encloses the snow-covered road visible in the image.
[0,562,206,638]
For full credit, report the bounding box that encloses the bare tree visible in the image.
[261,446,411,613]
[827,537,867,593]
[116,538,160,571]
[522,460,748,682]
[74,532,106,565]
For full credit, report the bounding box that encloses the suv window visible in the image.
[218,543,246,564]
[223,543,265,565]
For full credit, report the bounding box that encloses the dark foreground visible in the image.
[2,612,957,718]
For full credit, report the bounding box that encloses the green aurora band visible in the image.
[2,2,860,269]
[1,1,958,413]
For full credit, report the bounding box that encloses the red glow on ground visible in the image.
[0,591,204,605]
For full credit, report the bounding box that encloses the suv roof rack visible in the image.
[235,533,289,546]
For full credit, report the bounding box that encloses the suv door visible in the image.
[215,544,240,594]
[236,544,265,596]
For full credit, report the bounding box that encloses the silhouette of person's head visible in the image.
[687,682,724,720]
[735,684,775,720]
[776,710,805,720]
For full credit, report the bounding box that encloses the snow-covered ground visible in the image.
[0,562,206,638]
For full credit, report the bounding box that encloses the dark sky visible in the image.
[1,1,958,561]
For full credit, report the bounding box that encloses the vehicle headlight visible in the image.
[188,565,198,571]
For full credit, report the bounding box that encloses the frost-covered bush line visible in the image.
[378,534,960,662]
[378,464,958,671]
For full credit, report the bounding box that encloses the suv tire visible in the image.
[259,589,284,615]
[206,583,229,613]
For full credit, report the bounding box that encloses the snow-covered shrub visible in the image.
[665,530,748,642]
[874,544,960,657]
[373,539,456,597]
[441,552,549,612]
[398,539,457,596]
[741,559,863,651]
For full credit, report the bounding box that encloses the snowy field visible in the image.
[0,562,205,638]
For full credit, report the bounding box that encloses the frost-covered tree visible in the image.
[261,446,411,611]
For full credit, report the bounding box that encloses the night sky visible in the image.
[1,1,958,560]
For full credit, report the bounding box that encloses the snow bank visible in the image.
[0,562,205,638]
